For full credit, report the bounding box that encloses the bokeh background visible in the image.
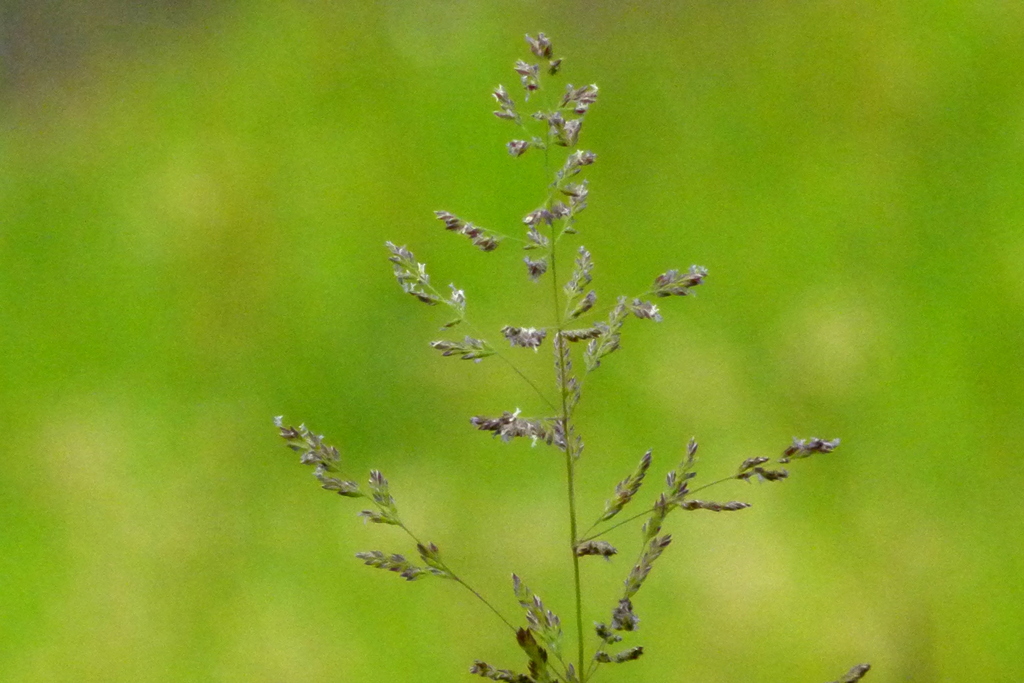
[2,1,1022,681]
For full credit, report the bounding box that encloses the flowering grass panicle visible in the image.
[274,32,870,683]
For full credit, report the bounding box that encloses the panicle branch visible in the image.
[781,437,841,463]
[553,333,581,416]
[470,410,563,448]
[354,546,453,581]
[594,646,643,664]
[431,336,495,361]
[386,241,443,305]
[359,469,402,525]
[598,450,652,523]
[274,417,363,497]
[651,266,708,297]
[275,416,341,471]
[470,660,532,683]
[564,246,594,320]
[560,325,602,342]
[502,325,548,351]
[680,499,751,512]
[622,534,673,600]
[583,298,629,372]
[492,84,522,125]
[516,628,556,683]
[435,210,501,252]
[513,574,565,659]
[355,550,431,581]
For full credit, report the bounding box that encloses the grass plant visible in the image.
[275,32,870,683]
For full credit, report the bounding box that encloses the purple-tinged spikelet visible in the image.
[434,210,501,251]
[780,436,841,463]
[470,410,562,447]
[524,257,548,281]
[594,646,643,664]
[430,336,495,361]
[630,298,662,322]
[831,664,872,683]
[507,139,530,157]
[501,325,547,351]
[652,265,708,297]
[469,661,531,682]
[575,540,618,558]
[679,500,752,512]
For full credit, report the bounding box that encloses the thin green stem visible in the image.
[395,506,578,682]
[392,521,518,635]
[566,441,585,680]
[418,278,557,411]
[587,658,616,683]
[545,153,586,682]
[452,576,518,633]
[579,516,606,541]
[686,473,743,497]
[492,348,559,413]
[456,315,558,412]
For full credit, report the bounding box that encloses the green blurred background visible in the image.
[2,1,1022,681]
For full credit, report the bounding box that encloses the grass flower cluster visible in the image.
[275,32,870,683]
